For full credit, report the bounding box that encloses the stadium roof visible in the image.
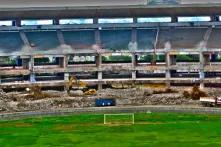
[0,0,221,19]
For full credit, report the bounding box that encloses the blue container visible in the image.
[95,98,116,107]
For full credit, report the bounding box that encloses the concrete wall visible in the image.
[0,0,147,8]
[181,0,221,4]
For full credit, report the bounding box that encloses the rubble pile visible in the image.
[0,87,213,113]
[142,94,199,105]
[99,88,199,106]
[0,89,16,112]
[17,97,96,111]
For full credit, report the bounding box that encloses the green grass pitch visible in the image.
[1,112,221,147]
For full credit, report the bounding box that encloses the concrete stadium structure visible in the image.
[1,0,221,90]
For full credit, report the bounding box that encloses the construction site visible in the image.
[2,0,221,112]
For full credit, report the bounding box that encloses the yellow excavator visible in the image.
[66,75,96,96]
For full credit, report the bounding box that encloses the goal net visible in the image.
[104,113,135,125]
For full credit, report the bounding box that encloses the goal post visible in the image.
[104,113,135,125]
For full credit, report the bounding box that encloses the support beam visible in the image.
[19,30,30,46]
[152,27,160,64]
[57,29,65,45]
[94,18,101,45]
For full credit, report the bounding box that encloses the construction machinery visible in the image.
[200,97,221,107]
[66,75,97,95]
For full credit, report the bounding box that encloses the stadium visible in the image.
[1,0,221,146]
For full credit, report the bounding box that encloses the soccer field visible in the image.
[1,112,221,147]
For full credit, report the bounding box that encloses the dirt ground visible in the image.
[0,86,220,113]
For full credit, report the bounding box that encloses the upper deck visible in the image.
[0,0,221,19]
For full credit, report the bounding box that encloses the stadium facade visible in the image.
[1,0,221,89]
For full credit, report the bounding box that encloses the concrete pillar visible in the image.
[170,55,176,65]
[132,53,137,68]
[64,73,70,81]
[57,29,65,45]
[59,57,65,68]
[132,28,137,42]
[0,76,1,84]
[96,54,102,68]
[94,18,101,45]
[166,52,171,67]
[64,73,70,91]
[171,16,178,23]
[13,19,21,27]
[29,56,34,71]
[204,54,210,65]
[199,52,205,89]
[98,71,103,90]
[30,73,36,83]
[22,58,29,69]
[132,71,136,80]
[98,71,102,80]
[166,52,171,88]
[131,53,137,83]
[63,55,68,68]
[53,19,59,25]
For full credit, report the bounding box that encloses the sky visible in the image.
[0,16,214,26]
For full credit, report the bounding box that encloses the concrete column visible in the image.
[57,29,65,45]
[171,16,178,23]
[13,19,21,27]
[132,53,137,68]
[98,71,103,90]
[166,52,171,88]
[64,73,70,91]
[98,71,102,80]
[132,71,136,80]
[0,76,1,84]
[199,52,205,89]
[94,18,101,45]
[59,57,65,68]
[63,55,68,68]
[64,73,70,81]
[166,52,171,67]
[29,56,34,71]
[30,73,36,83]
[29,56,36,83]
[53,19,60,25]
[204,54,210,65]
[131,53,137,81]
[22,58,29,69]
[96,54,102,68]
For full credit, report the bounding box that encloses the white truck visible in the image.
[200,97,221,107]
